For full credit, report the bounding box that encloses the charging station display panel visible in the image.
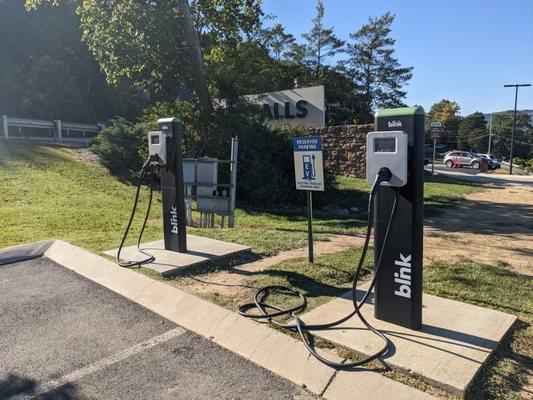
[366,131,408,187]
[293,136,324,191]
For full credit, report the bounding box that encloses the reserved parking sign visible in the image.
[292,136,324,191]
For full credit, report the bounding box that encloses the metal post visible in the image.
[307,190,314,263]
[2,116,8,140]
[509,87,518,175]
[504,83,531,175]
[487,114,493,155]
[228,137,238,228]
[54,120,63,143]
[431,138,436,176]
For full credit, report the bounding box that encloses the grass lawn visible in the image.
[0,141,480,256]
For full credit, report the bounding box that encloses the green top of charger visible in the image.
[157,117,180,124]
[375,106,425,118]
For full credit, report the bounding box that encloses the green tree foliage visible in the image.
[345,12,413,122]
[426,99,462,148]
[457,112,488,151]
[490,112,532,160]
[0,0,143,121]
[300,0,344,80]
[264,23,296,61]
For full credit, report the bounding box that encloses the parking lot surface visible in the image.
[0,258,314,400]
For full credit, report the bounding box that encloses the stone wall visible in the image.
[307,124,372,178]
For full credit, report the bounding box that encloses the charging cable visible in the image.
[116,155,159,268]
[238,167,399,369]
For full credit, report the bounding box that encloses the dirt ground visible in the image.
[175,184,532,303]
[424,184,532,275]
[176,234,359,303]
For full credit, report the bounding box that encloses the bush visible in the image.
[91,117,147,181]
[512,157,533,172]
[92,100,336,206]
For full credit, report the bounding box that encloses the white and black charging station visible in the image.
[372,107,424,330]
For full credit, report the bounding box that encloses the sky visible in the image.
[261,0,533,116]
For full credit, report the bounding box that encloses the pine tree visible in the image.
[301,0,344,79]
[345,12,413,120]
[265,23,295,61]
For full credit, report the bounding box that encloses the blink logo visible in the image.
[170,206,178,234]
[388,120,402,128]
[394,253,412,298]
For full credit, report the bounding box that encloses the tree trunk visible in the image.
[177,0,213,117]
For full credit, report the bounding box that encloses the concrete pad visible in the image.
[104,234,250,276]
[44,240,436,399]
[324,369,436,400]
[301,288,517,396]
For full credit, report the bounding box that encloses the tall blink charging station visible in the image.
[372,107,425,330]
[157,117,187,253]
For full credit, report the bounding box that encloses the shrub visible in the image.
[91,117,147,181]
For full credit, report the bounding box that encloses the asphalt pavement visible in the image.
[426,164,533,186]
[0,258,315,400]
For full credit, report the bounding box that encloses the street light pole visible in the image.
[503,83,531,175]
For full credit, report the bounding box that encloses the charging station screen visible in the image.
[374,137,396,153]
[151,135,160,145]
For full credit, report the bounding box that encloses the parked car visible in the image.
[480,154,501,170]
[443,151,483,169]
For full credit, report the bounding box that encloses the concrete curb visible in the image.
[0,240,55,266]
[37,240,436,399]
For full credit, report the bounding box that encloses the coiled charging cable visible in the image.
[116,155,159,268]
[238,168,400,369]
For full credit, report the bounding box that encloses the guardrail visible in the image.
[1,115,103,144]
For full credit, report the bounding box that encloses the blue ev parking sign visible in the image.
[293,136,325,191]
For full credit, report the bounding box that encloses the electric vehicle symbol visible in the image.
[302,154,316,181]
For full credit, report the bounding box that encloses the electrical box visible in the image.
[196,158,218,213]
[148,131,167,166]
[366,131,408,187]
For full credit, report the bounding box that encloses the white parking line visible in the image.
[9,327,186,400]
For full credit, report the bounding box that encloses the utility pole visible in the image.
[487,114,493,155]
[503,84,531,174]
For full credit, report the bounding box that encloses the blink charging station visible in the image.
[116,117,187,268]
[156,118,187,253]
[372,107,424,330]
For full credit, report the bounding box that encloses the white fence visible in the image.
[1,115,103,144]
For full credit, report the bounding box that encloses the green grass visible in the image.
[239,250,532,399]
[0,141,479,256]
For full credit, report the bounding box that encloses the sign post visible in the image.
[293,136,325,263]
[430,122,442,176]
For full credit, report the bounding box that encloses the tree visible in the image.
[345,12,413,122]
[177,0,213,116]
[491,112,532,159]
[264,23,295,61]
[0,0,143,121]
[426,99,462,148]
[301,0,344,80]
[25,0,264,119]
[457,112,487,151]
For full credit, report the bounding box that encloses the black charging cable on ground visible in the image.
[116,155,159,268]
[238,167,400,369]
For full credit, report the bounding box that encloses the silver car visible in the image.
[443,151,482,169]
